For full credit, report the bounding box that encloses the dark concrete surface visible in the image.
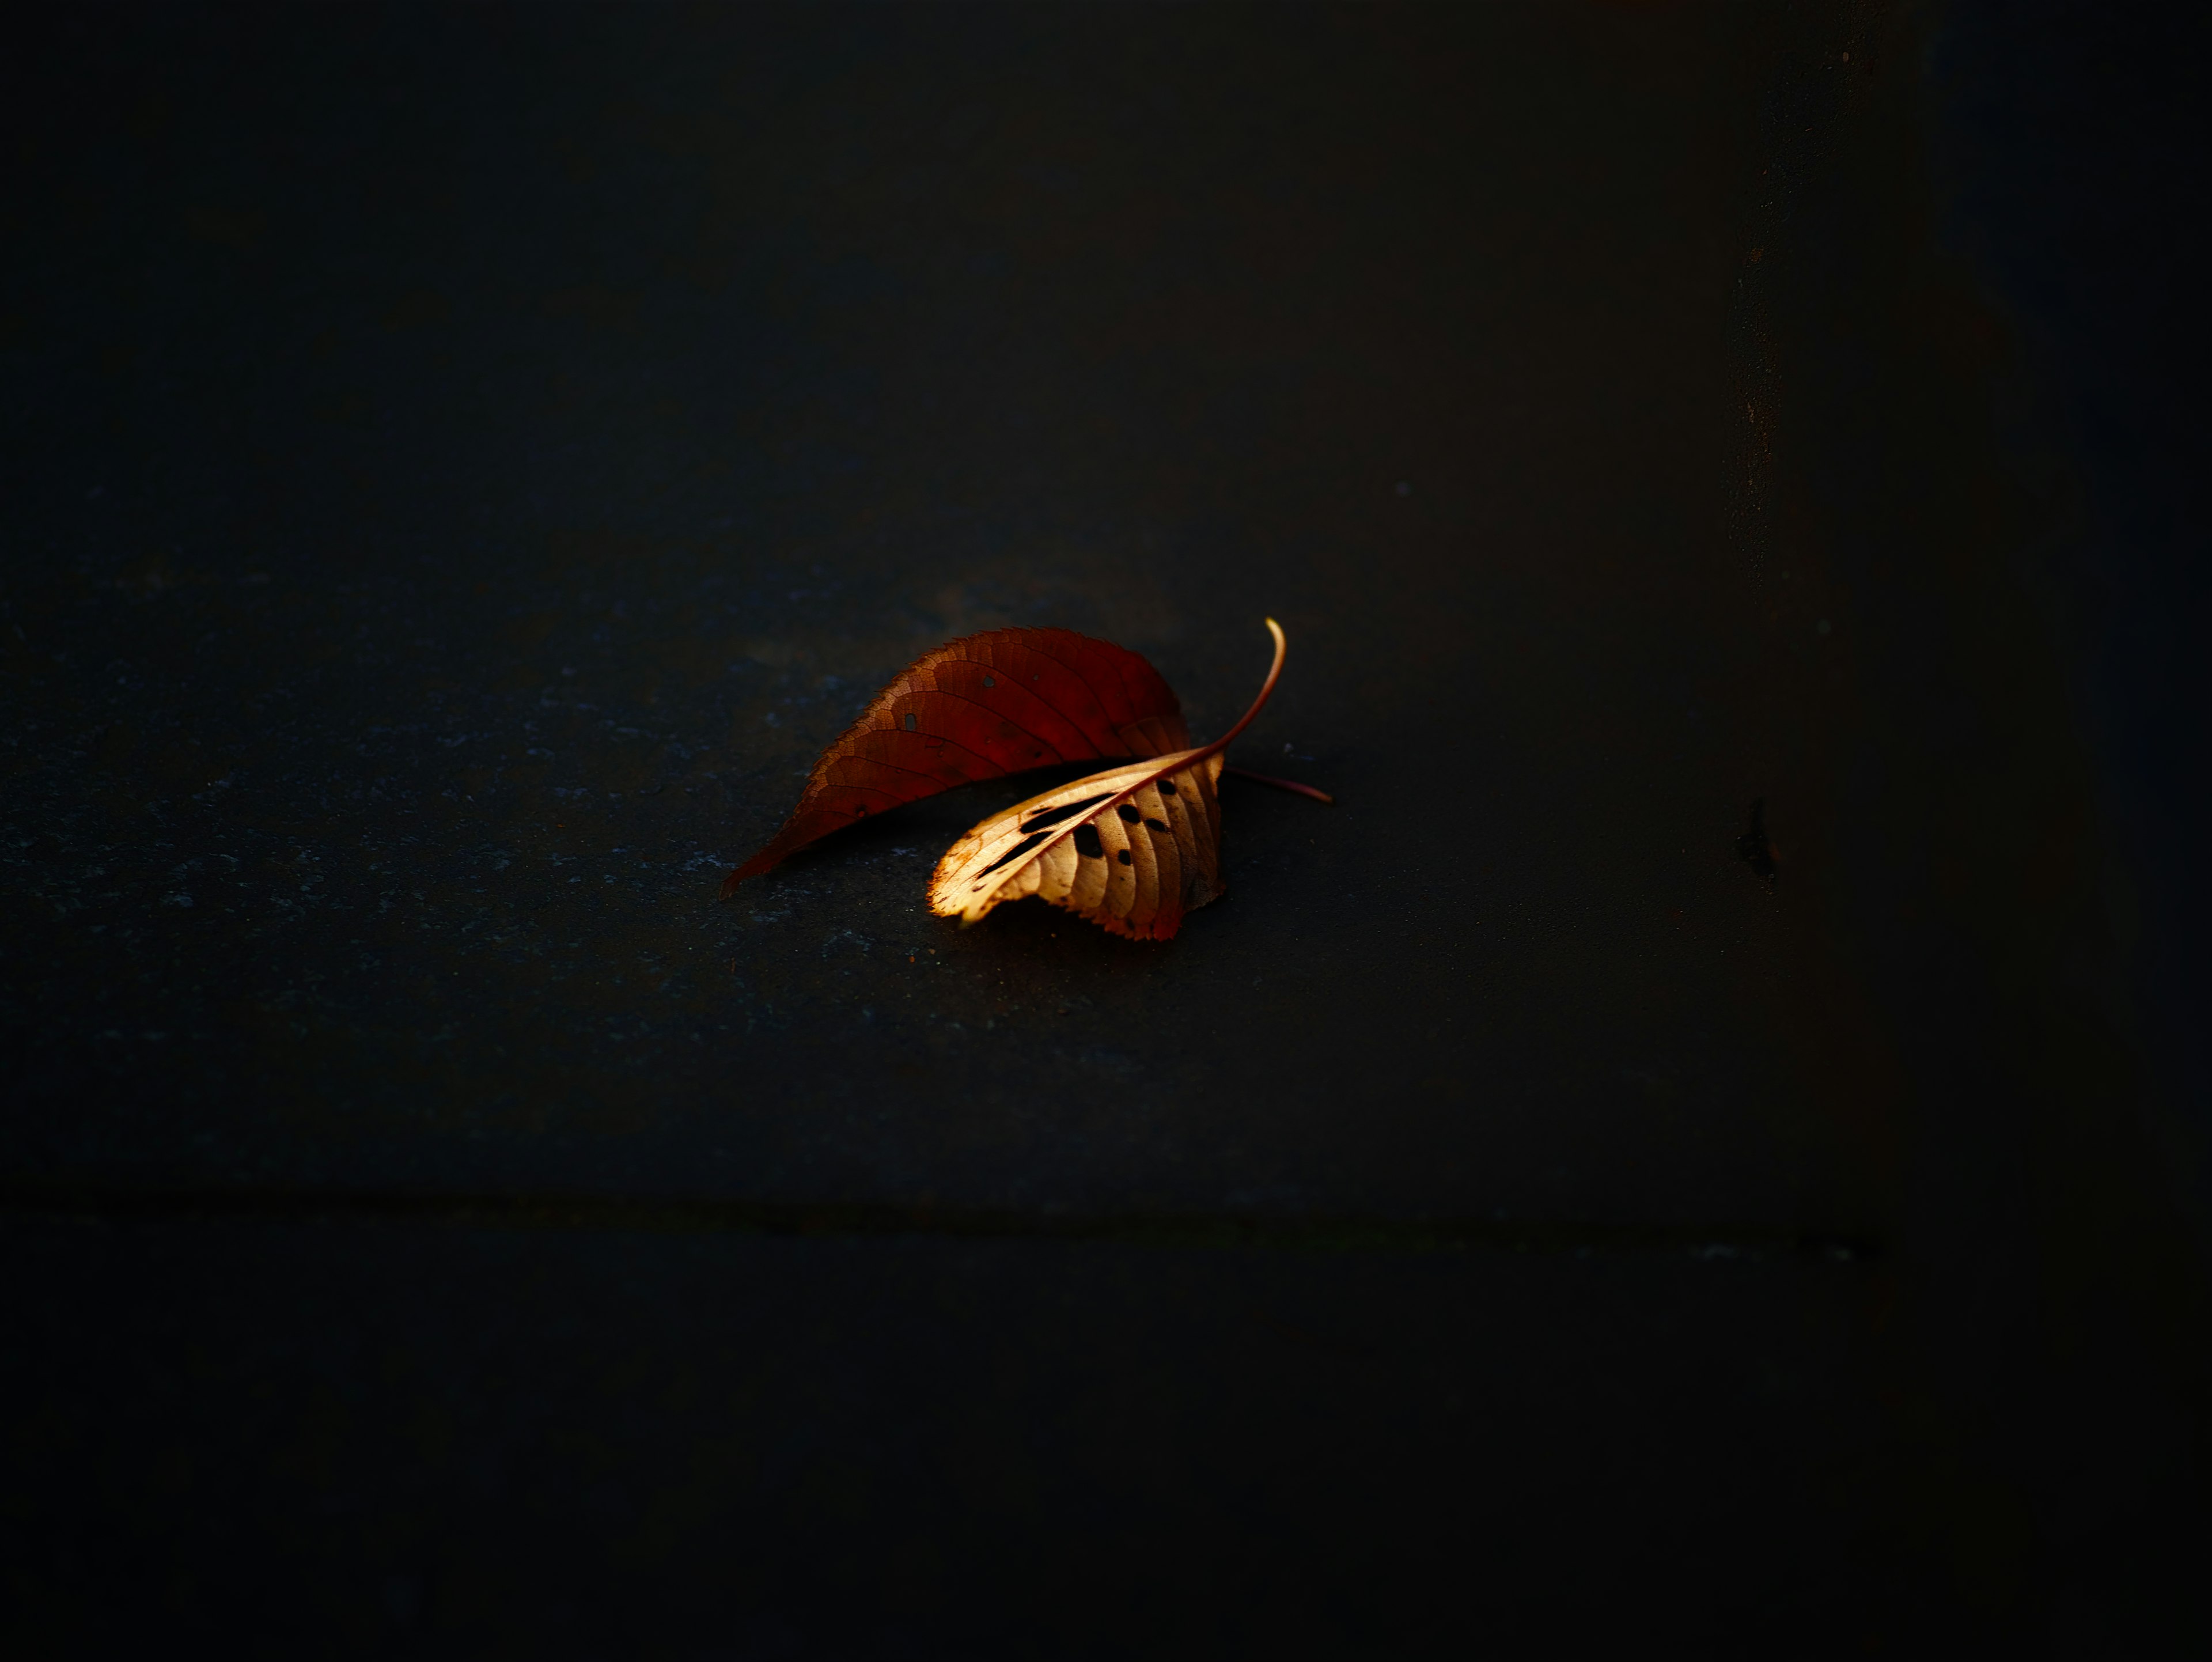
[6,1,1854,1221]
[10,1217,1903,1654]
[3,2,2206,1652]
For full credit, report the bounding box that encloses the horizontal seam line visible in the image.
[0,1187,1882,1258]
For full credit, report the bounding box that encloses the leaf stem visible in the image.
[1224,766,1335,805]
[1195,617,1288,760]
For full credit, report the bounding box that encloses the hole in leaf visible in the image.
[1021,792,1111,832]
[977,831,1048,877]
[902,712,917,732]
[1074,824,1104,859]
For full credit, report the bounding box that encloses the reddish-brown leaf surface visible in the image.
[721,628,1189,895]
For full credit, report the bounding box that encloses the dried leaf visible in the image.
[722,627,1188,895]
[928,619,1287,940]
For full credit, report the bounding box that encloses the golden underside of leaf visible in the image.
[928,752,1226,941]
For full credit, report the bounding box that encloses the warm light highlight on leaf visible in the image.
[721,628,1188,896]
[927,619,1288,941]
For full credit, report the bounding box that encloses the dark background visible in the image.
[4,2,2206,1653]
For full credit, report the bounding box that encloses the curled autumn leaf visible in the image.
[721,627,1189,896]
[928,619,1288,940]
